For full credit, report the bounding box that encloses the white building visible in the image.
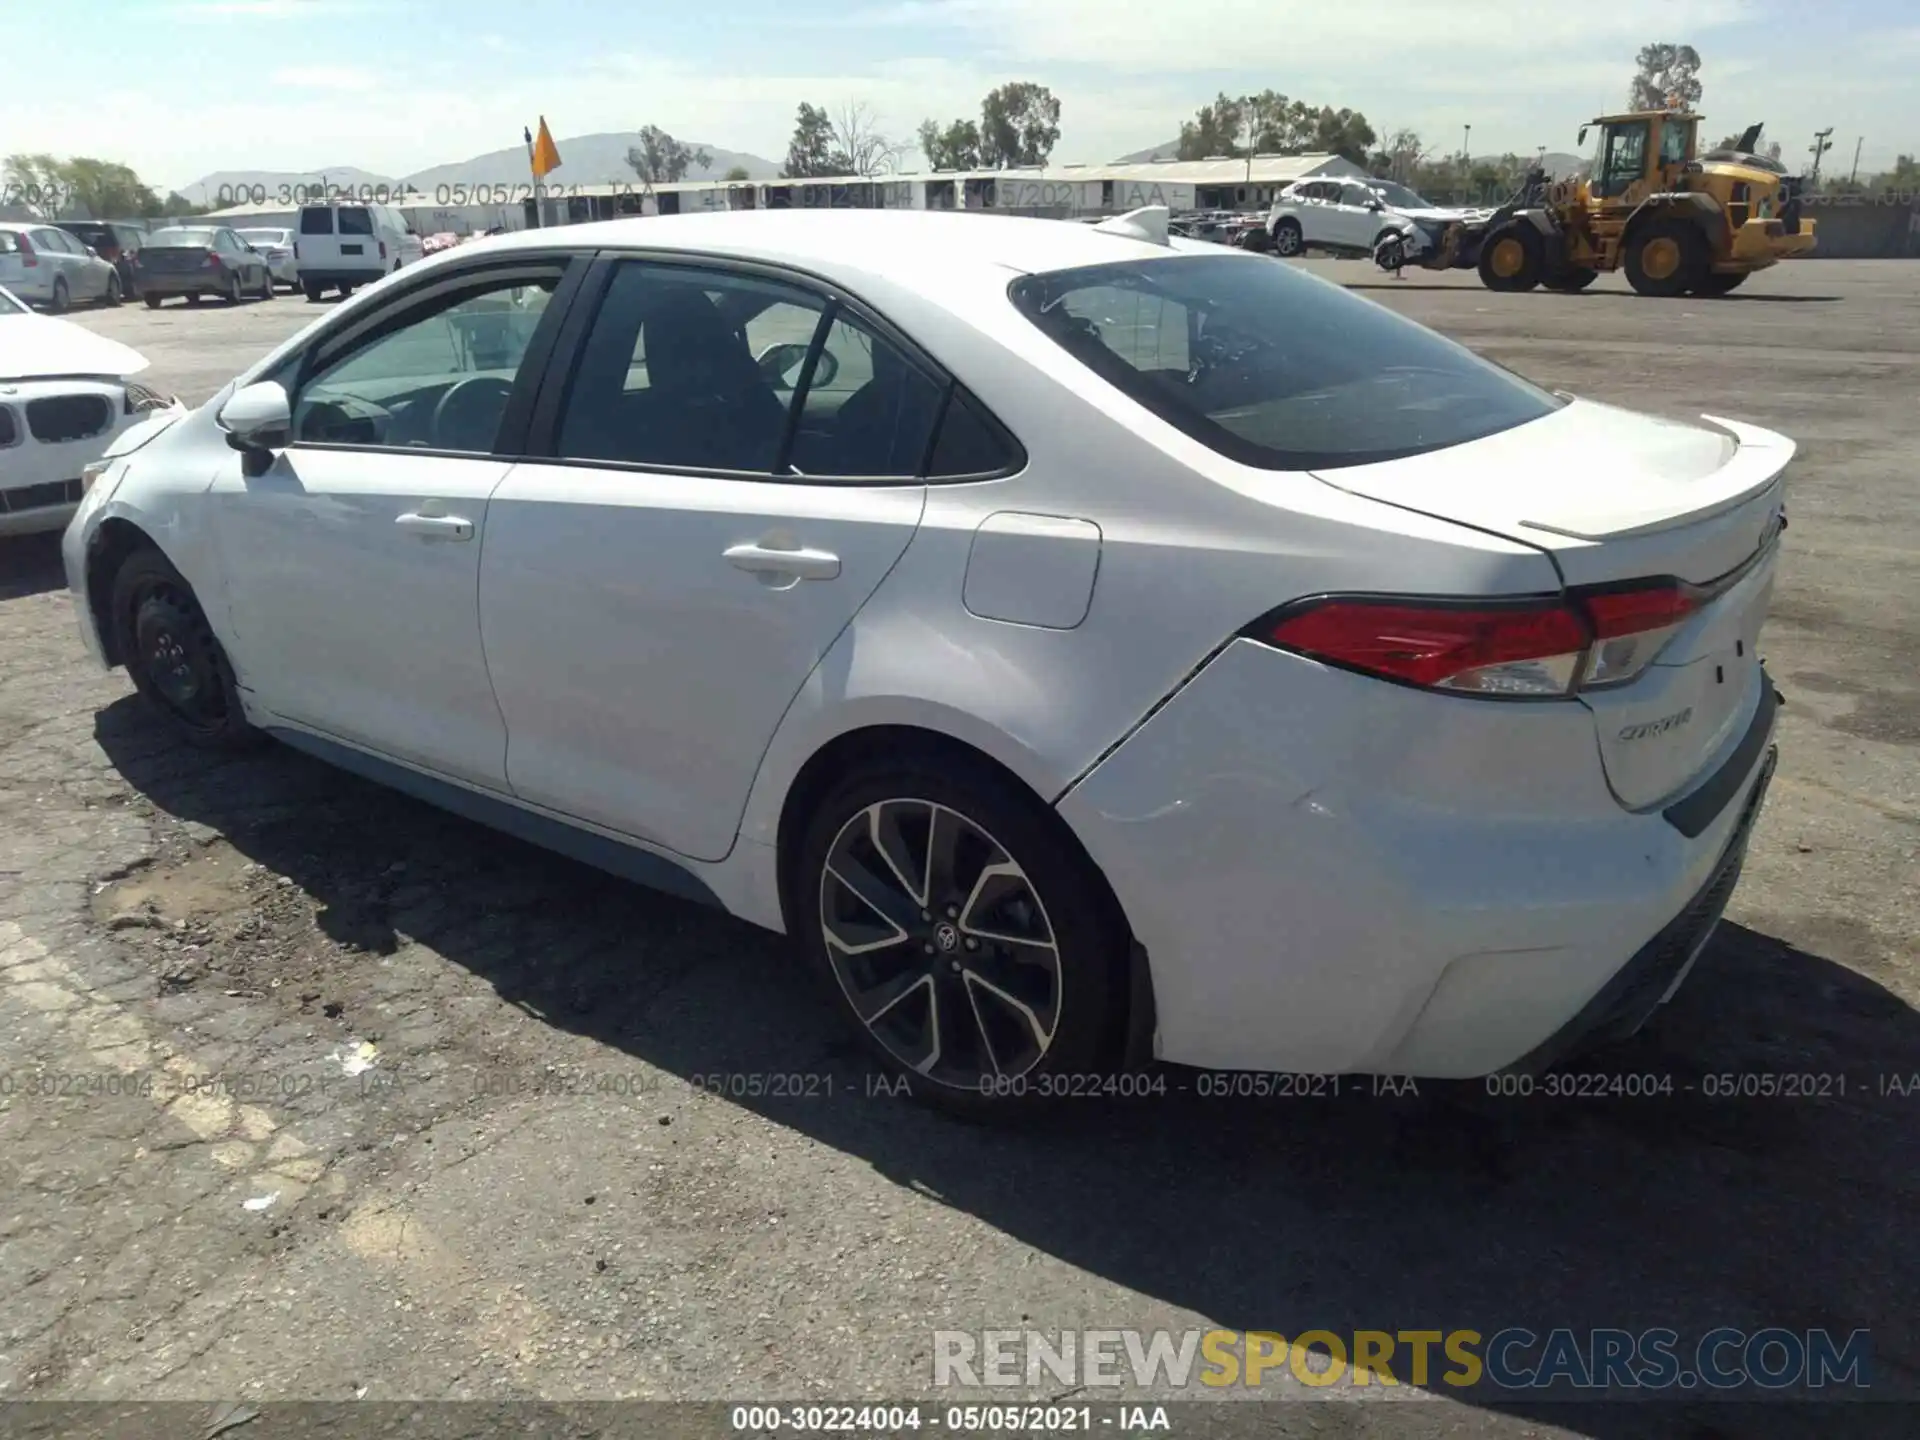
[195,153,1369,237]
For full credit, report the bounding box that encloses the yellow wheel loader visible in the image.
[1381,114,1816,296]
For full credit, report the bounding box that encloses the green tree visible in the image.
[1245,91,1316,153]
[625,125,711,189]
[161,190,212,218]
[1176,92,1248,160]
[978,82,1061,167]
[60,157,163,219]
[783,102,844,178]
[722,165,751,183]
[917,117,983,170]
[1630,43,1703,111]
[1310,106,1377,164]
[2,152,68,218]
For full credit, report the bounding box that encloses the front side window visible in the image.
[293,270,562,452]
[1010,254,1562,471]
[553,263,943,479]
[1597,123,1650,198]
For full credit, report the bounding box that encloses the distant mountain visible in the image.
[403,134,782,192]
[1115,141,1181,163]
[177,167,397,207]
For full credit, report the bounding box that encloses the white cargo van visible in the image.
[293,202,424,301]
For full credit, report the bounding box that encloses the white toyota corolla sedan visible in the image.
[62,207,1787,1111]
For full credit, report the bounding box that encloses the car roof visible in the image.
[460,208,1198,290]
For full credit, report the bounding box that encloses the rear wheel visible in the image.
[143,293,163,309]
[303,280,324,302]
[792,752,1130,1115]
[1271,217,1303,257]
[1478,223,1543,291]
[186,293,201,306]
[337,283,355,298]
[110,548,260,751]
[1625,219,1708,297]
[1694,270,1748,297]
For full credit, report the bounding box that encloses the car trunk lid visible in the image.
[141,245,213,272]
[1311,399,1791,810]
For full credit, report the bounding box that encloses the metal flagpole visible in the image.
[525,126,542,228]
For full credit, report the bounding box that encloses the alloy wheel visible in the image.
[818,798,1063,1089]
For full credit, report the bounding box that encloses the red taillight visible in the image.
[1257,579,1698,698]
[19,235,37,267]
[205,249,222,268]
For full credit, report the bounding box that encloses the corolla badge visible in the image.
[1619,708,1693,742]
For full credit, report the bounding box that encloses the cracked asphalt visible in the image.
[0,258,1915,1439]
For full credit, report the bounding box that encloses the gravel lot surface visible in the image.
[0,257,1914,1439]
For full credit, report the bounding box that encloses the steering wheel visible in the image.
[431,376,515,451]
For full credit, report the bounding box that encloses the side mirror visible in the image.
[220,381,292,460]
[1578,126,1589,147]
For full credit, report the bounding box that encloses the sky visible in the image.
[4,0,1917,190]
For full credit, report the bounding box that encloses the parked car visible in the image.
[1266,177,1493,258]
[236,227,300,291]
[132,226,275,307]
[63,208,1786,1113]
[0,222,124,311]
[0,284,177,536]
[293,202,423,301]
[56,220,150,299]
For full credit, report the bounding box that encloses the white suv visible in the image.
[293,203,424,302]
[1267,178,1488,259]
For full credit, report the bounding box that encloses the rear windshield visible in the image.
[62,225,114,246]
[239,229,287,244]
[1009,254,1562,470]
[149,228,216,247]
[299,207,335,235]
[337,206,374,235]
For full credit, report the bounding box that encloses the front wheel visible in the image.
[110,548,261,751]
[1478,223,1543,291]
[793,754,1130,1115]
[143,292,163,309]
[224,274,243,305]
[1271,218,1304,257]
[104,273,123,306]
[50,278,70,313]
[1625,219,1708,297]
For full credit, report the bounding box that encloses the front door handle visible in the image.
[396,511,473,541]
[724,541,840,582]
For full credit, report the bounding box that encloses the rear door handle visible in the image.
[724,541,840,582]
[396,511,474,541]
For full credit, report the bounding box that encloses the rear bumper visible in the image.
[138,273,227,296]
[1056,640,1779,1077]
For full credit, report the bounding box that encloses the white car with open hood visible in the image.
[0,286,179,536]
[1267,176,1496,258]
[61,207,1788,1114]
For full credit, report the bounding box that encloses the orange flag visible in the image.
[529,117,562,180]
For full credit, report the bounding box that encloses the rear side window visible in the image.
[928,391,1023,477]
[0,233,19,255]
[299,207,334,235]
[1009,254,1562,471]
[338,207,374,236]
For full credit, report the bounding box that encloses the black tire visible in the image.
[109,547,260,752]
[1543,266,1599,292]
[1271,217,1304,257]
[104,272,123,307]
[1625,218,1709,297]
[791,751,1130,1116]
[50,278,70,313]
[256,269,274,300]
[303,280,324,302]
[186,293,201,306]
[1477,223,1543,291]
[1694,270,1748,297]
[224,274,243,305]
[1373,228,1407,272]
[338,284,355,298]
[143,293,163,309]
